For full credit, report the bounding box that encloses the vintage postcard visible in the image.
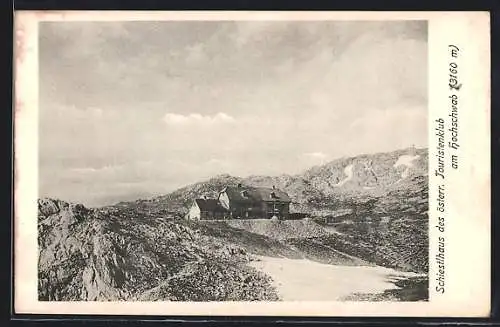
[14,11,490,317]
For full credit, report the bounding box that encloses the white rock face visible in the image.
[393,155,420,168]
[334,164,354,187]
[394,155,420,180]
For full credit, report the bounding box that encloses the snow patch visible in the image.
[393,155,420,168]
[394,155,420,180]
[334,164,354,187]
[250,256,422,301]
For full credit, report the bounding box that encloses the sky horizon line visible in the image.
[39,144,428,207]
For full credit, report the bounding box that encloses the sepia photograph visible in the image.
[36,19,429,302]
[14,11,490,317]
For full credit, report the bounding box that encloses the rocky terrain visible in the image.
[38,198,279,301]
[38,147,429,301]
[112,147,429,273]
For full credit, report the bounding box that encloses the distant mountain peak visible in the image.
[110,147,428,219]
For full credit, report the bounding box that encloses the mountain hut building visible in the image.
[186,184,291,220]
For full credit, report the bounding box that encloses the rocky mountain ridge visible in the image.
[116,147,427,218]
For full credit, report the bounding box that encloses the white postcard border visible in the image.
[14,10,491,317]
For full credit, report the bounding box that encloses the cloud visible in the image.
[302,152,330,166]
[233,21,276,47]
[162,112,235,126]
[205,158,226,166]
[303,152,328,160]
[346,106,427,153]
[69,164,125,174]
[185,43,207,64]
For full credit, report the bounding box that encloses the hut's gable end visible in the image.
[188,201,201,220]
[218,191,230,210]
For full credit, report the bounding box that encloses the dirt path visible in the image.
[249,256,423,301]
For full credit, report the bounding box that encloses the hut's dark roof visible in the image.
[194,199,228,212]
[222,186,291,203]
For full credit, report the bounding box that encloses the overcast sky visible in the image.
[39,20,427,207]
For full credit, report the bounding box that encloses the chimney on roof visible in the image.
[237,183,242,188]
[203,195,208,200]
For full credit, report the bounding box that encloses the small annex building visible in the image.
[186,197,229,220]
